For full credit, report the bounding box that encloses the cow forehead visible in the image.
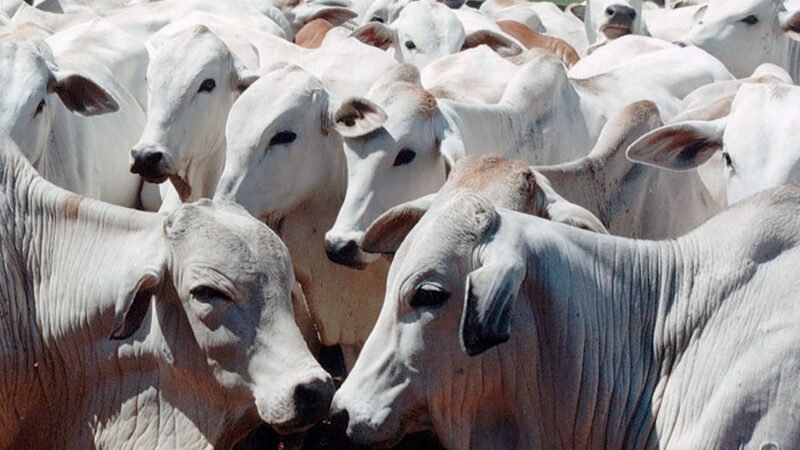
[150,29,232,76]
[727,84,800,146]
[0,43,50,106]
[166,201,291,278]
[395,190,497,271]
[704,0,773,20]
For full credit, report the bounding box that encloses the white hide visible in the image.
[333,185,800,448]
[0,132,333,448]
[0,40,144,208]
[628,81,800,204]
[677,0,800,80]
[325,46,732,268]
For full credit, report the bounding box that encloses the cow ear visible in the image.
[780,6,800,39]
[235,65,260,93]
[49,71,118,116]
[567,3,586,21]
[333,97,388,137]
[110,264,165,340]
[361,194,436,254]
[460,252,526,356]
[301,6,358,27]
[534,173,608,233]
[626,119,726,171]
[462,30,524,57]
[350,22,396,50]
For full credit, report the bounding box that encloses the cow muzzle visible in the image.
[601,5,636,38]
[258,375,335,435]
[130,144,174,183]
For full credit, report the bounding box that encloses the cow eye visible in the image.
[34,99,45,117]
[404,40,416,50]
[198,78,216,93]
[269,130,297,146]
[722,151,733,168]
[393,148,416,166]
[370,16,384,23]
[190,286,231,302]
[409,285,449,309]
[741,15,758,25]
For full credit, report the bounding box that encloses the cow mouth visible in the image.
[601,24,632,39]
[137,172,170,184]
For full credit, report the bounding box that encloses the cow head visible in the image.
[676,0,800,78]
[324,64,452,268]
[628,81,800,204]
[331,190,527,445]
[111,199,334,436]
[214,64,339,225]
[0,41,118,164]
[572,0,647,44]
[351,0,521,69]
[131,25,258,197]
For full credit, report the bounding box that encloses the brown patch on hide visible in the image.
[62,193,84,220]
[441,155,539,214]
[496,20,580,67]
[295,18,334,49]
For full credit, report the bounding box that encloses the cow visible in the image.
[676,0,800,80]
[0,39,146,208]
[0,131,334,448]
[214,64,391,369]
[628,80,800,205]
[350,0,523,69]
[332,185,800,449]
[324,47,732,268]
[480,0,589,54]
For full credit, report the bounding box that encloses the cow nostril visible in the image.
[329,407,350,433]
[606,6,614,16]
[294,383,324,407]
[673,40,687,48]
[145,152,163,164]
[324,239,362,268]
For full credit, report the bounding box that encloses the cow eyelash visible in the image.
[198,78,216,93]
[405,40,416,50]
[34,99,45,117]
[409,285,450,309]
[190,286,232,302]
[741,15,758,25]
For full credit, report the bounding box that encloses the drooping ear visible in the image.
[333,97,388,137]
[462,30,524,57]
[361,194,436,254]
[780,2,800,40]
[300,6,358,27]
[533,172,608,233]
[460,252,526,356]
[48,71,118,116]
[567,3,586,21]
[234,65,260,93]
[626,119,726,171]
[110,265,165,340]
[350,22,396,50]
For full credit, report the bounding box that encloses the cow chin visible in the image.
[601,24,632,39]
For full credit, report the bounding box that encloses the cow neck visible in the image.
[784,36,800,84]
[511,216,681,448]
[439,55,589,166]
[265,140,389,350]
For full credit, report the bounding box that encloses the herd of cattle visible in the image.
[2,0,800,448]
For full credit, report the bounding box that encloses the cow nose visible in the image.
[324,238,363,269]
[606,5,636,22]
[293,377,335,426]
[130,149,168,183]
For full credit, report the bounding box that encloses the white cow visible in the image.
[129,12,396,211]
[350,0,523,69]
[214,64,392,368]
[0,132,334,448]
[570,0,649,48]
[325,47,732,268]
[677,0,800,80]
[628,80,800,204]
[333,185,800,449]
[480,0,589,54]
[0,39,145,208]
